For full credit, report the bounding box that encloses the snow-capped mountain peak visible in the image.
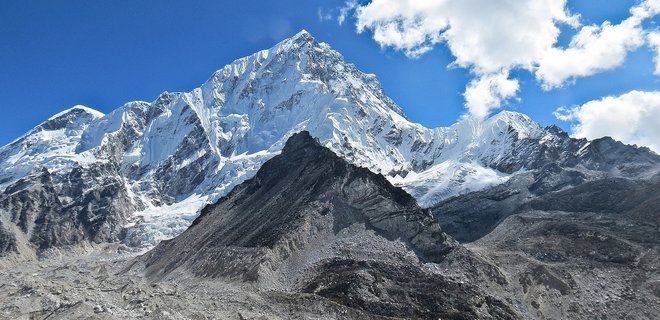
[47,105,105,121]
[486,110,543,139]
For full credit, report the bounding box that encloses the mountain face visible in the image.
[0,30,659,256]
[135,131,519,319]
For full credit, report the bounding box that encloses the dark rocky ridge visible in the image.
[142,131,455,277]
[137,131,519,319]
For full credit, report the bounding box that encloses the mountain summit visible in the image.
[0,31,658,255]
[140,131,456,281]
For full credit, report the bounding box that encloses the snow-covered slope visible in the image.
[1,30,657,252]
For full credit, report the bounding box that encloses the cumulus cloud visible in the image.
[536,4,650,88]
[464,72,519,119]
[355,0,577,66]
[554,91,660,153]
[649,31,660,75]
[345,0,660,118]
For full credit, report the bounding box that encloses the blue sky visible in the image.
[1,0,659,147]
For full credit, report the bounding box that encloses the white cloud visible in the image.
[649,31,660,75]
[632,0,660,18]
[554,91,660,153]
[536,5,649,88]
[346,0,660,119]
[355,0,577,68]
[464,72,519,119]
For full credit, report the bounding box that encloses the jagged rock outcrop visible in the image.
[136,132,519,319]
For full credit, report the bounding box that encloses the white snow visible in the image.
[122,194,208,248]
[48,105,105,121]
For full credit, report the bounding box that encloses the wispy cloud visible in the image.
[649,31,660,75]
[317,8,334,22]
[338,0,358,26]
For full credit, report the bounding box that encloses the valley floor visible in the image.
[1,223,659,320]
[0,246,409,320]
